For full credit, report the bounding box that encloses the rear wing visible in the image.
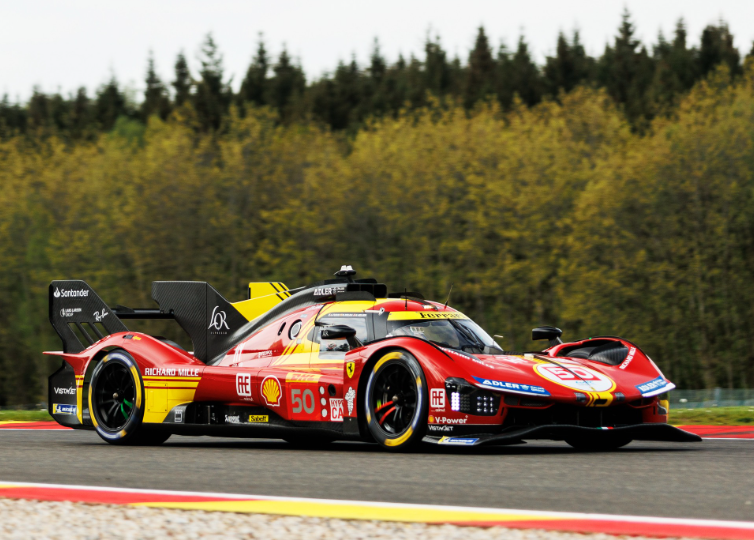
[49,280,249,363]
[49,281,128,353]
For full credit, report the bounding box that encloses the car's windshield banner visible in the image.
[387,311,469,320]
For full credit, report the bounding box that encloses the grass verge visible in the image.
[0,410,53,422]
[670,406,754,425]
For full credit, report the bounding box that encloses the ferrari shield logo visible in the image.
[346,361,355,378]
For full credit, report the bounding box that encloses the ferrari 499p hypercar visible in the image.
[46,266,700,450]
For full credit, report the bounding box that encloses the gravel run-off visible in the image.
[0,498,697,540]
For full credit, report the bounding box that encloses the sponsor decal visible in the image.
[144,368,200,377]
[440,347,480,363]
[225,415,241,424]
[53,288,89,298]
[53,404,76,415]
[473,376,551,396]
[59,307,82,318]
[53,387,76,395]
[93,309,108,322]
[175,410,183,423]
[534,364,614,392]
[330,398,344,421]
[619,347,637,370]
[258,350,273,359]
[345,387,356,415]
[438,437,478,445]
[387,311,469,320]
[430,388,445,410]
[248,415,269,423]
[262,376,282,407]
[346,361,355,378]
[427,424,454,433]
[236,373,252,397]
[208,306,229,333]
[285,373,321,383]
[429,416,468,424]
[313,286,347,297]
[636,376,670,395]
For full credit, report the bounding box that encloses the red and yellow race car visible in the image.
[46,266,700,450]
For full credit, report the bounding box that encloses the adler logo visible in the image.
[54,288,89,298]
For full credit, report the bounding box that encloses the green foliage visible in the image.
[670,407,754,426]
[2,64,754,405]
[1,13,754,405]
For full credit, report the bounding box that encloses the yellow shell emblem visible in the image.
[261,377,281,407]
[346,361,355,378]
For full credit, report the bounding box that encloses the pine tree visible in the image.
[141,53,171,121]
[464,27,495,109]
[94,76,129,131]
[544,31,594,98]
[70,87,92,140]
[269,47,306,121]
[424,36,450,97]
[239,35,270,108]
[598,9,656,130]
[510,36,542,107]
[698,22,741,78]
[193,34,231,131]
[172,52,192,107]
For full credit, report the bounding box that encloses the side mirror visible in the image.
[318,324,363,350]
[532,326,563,347]
[321,325,356,340]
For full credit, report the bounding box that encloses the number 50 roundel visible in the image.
[534,364,615,392]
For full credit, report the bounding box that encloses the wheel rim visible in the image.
[371,362,418,436]
[94,362,136,431]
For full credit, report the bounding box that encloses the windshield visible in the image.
[387,318,504,355]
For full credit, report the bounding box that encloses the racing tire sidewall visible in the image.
[364,350,428,451]
[89,350,145,445]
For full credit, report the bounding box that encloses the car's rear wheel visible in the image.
[565,436,632,451]
[364,351,427,451]
[89,350,169,446]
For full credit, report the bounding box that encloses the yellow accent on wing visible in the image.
[232,282,290,322]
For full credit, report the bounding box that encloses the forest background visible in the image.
[2,12,754,404]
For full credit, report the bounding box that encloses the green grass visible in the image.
[670,406,754,425]
[0,410,53,422]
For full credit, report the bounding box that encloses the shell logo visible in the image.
[261,376,281,407]
[428,415,435,423]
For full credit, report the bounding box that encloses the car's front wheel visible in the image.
[364,351,428,451]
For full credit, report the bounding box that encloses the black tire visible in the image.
[89,350,150,445]
[565,436,632,451]
[364,350,428,451]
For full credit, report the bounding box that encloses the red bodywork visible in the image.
[46,295,679,444]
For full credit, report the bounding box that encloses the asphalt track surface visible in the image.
[1,430,752,523]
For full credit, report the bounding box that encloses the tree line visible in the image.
[2,14,754,405]
[1,10,753,139]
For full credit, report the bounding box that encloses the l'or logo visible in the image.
[208,306,229,331]
[346,361,355,378]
